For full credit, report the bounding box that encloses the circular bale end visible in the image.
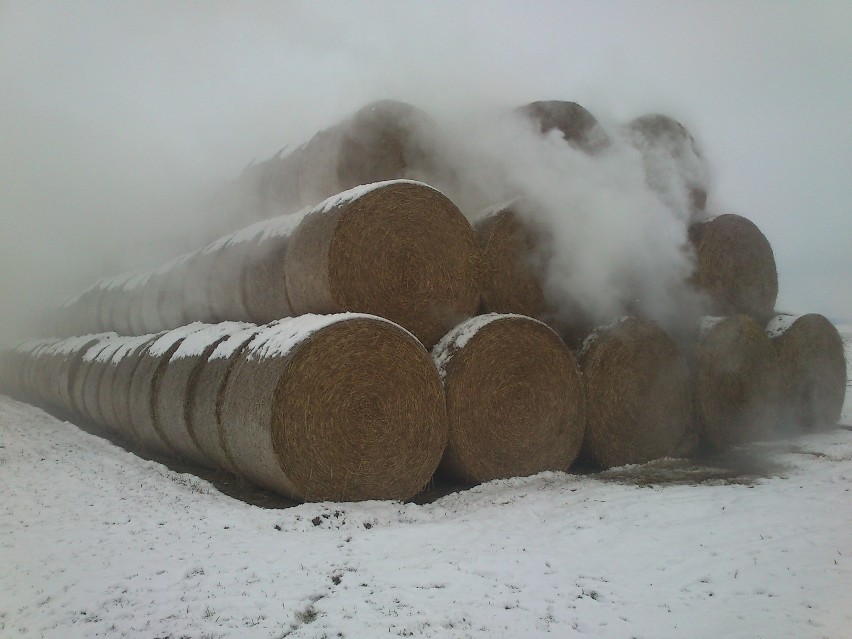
[693,315,780,450]
[519,100,610,153]
[766,313,847,432]
[433,314,585,484]
[689,214,778,322]
[579,317,692,469]
[189,325,260,474]
[220,315,448,502]
[475,208,550,320]
[286,181,482,348]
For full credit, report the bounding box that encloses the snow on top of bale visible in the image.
[45,333,119,356]
[208,325,261,361]
[148,322,211,358]
[579,316,633,357]
[698,315,727,339]
[154,253,192,276]
[82,337,120,362]
[171,322,255,360]
[314,179,438,215]
[432,313,537,380]
[765,313,801,339]
[103,334,157,363]
[122,270,153,292]
[245,313,409,362]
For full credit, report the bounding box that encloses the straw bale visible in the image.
[766,313,847,432]
[155,322,252,467]
[297,100,433,206]
[220,315,448,501]
[135,274,167,334]
[286,181,481,347]
[69,337,118,423]
[206,244,253,323]
[189,326,259,474]
[242,235,294,325]
[127,324,207,453]
[692,315,780,450]
[110,333,164,442]
[475,208,550,320]
[519,100,610,153]
[625,113,708,215]
[81,341,125,430]
[579,317,692,469]
[157,265,190,330]
[51,335,112,419]
[433,314,585,483]
[180,252,217,325]
[689,214,778,322]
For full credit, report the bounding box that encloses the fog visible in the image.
[2,1,850,341]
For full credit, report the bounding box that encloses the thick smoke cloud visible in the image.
[1,1,850,342]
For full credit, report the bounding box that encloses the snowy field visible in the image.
[1,332,850,638]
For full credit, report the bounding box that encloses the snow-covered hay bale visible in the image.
[155,322,253,467]
[51,334,114,418]
[766,313,847,432]
[286,180,481,347]
[95,334,154,437]
[689,214,778,322]
[206,244,253,323]
[157,259,191,331]
[475,208,550,320]
[243,234,295,325]
[189,325,259,474]
[110,333,164,442]
[297,100,433,206]
[179,253,217,326]
[220,315,448,501]
[579,317,691,469]
[693,316,780,450]
[81,341,125,430]
[625,113,709,214]
[433,314,585,483]
[70,337,118,423]
[128,324,208,454]
[519,100,610,153]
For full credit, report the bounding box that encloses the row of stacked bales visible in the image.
[3,99,847,499]
[48,181,481,349]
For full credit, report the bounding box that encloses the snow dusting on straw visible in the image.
[170,322,255,360]
[208,325,261,361]
[766,313,802,339]
[147,322,211,358]
[698,315,726,339]
[579,315,633,356]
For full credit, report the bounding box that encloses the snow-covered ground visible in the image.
[1,331,850,638]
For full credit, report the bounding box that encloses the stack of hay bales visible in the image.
[3,98,846,502]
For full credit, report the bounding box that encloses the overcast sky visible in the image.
[1,0,850,340]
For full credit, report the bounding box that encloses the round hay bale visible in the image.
[243,234,295,325]
[432,314,585,483]
[205,242,253,323]
[625,113,709,215]
[692,315,780,450]
[69,336,118,424]
[475,208,550,320]
[220,315,448,501]
[579,317,692,469]
[766,313,847,432]
[110,333,165,442]
[180,252,217,325]
[285,180,481,348]
[137,273,168,334]
[188,325,260,474]
[297,100,433,206]
[519,100,610,153]
[154,322,253,467]
[52,334,114,419]
[689,214,778,322]
[157,257,191,330]
[96,334,155,437]
[81,340,125,430]
[127,324,209,454]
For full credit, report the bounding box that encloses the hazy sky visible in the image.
[1,0,850,340]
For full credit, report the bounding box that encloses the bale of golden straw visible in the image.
[689,214,778,323]
[579,317,692,469]
[296,100,434,207]
[475,208,551,320]
[766,313,847,432]
[96,334,156,437]
[81,341,126,430]
[242,233,296,325]
[519,100,610,153]
[433,314,585,484]
[691,315,780,450]
[220,314,448,501]
[285,181,481,348]
[188,324,259,474]
[110,333,165,443]
[52,334,114,419]
[69,336,119,424]
[154,322,253,467]
[127,324,209,454]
